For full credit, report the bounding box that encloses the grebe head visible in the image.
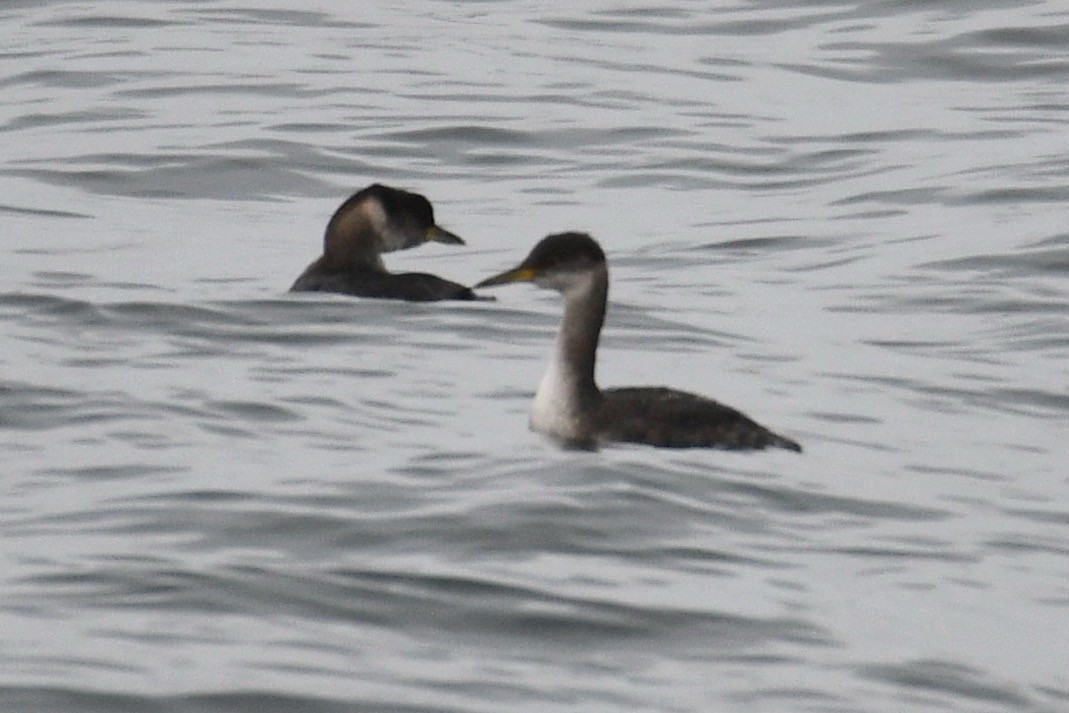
[325,184,463,259]
[476,232,606,294]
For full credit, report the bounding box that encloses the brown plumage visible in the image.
[291,184,477,301]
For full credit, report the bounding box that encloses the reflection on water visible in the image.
[1,1,1067,712]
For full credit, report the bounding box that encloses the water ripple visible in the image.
[3,1,1068,711]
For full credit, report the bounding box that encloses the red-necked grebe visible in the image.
[477,232,801,451]
[291,184,477,301]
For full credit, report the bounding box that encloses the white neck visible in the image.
[530,267,607,440]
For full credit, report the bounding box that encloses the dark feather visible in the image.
[595,387,802,451]
[291,266,476,301]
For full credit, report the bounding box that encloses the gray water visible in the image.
[2,2,1067,711]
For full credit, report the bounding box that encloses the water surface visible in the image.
[2,2,1067,712]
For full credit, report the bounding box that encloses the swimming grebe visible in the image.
[290,184,477,301]
[476,232,801,451]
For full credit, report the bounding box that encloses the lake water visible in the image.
[2,2,1067,712]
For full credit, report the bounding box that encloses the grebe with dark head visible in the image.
[291,184,477,301]
[476,232,801,451]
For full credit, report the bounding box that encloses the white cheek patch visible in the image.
[538,272,572,292]
[360,199,390,243]
[361,198,410,252]
[557,269,597,299]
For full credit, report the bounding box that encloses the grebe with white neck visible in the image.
[476,232,801,451]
